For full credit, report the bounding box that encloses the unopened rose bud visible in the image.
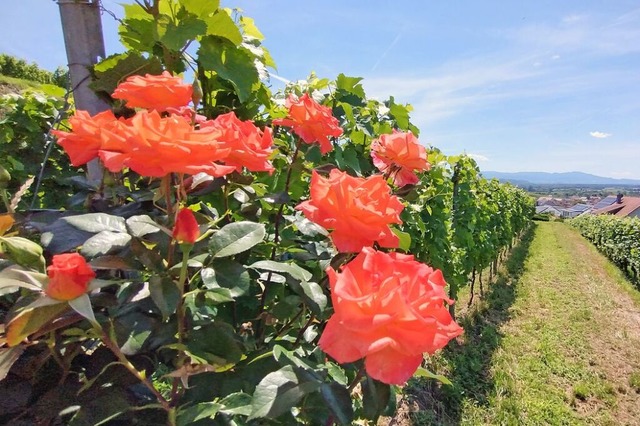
[172,208,200,244]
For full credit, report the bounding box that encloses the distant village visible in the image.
[536,193,640,219]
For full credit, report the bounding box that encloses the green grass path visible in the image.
[402,222,640,425]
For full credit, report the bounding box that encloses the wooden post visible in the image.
[57,0,109,184]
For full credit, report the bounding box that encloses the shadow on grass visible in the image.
[402,223,537,425]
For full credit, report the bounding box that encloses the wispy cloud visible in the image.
[590,131,611,138]
[469,153,489,162]
[371,29,404,72]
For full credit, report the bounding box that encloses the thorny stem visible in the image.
[97,325,172,413]
[347,364,366,393]
[256,140,303,341]
[170,245,192,405]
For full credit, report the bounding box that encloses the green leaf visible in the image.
[240,16,264,40]
[0,346,25,381]
[0,265,48,294]
[392,228,412,252]
[116,312,155,356]
[91,52,163,96]
[219,392,253,415]
[0,236,45,271]
[187,322,243,368]
[177,402,223,425]
[287,279,327,316]
[126,215,162,238]
[63,213,127,233]
[158,13,206,51]
[362,375,391,421]
[81,231,132,258]
[198,36,259,102]
[320,382,354,425]
[149,275,180,320]
[335,74,366,99]
[201,260,249,297]
[413,366,452,385]
[249,260,312,282]
[179,0,220,18]
[209,221,265,257]
[6,302,68,346]
[249,365,322,419]
[68,294,97,326]
[203,10,243,44]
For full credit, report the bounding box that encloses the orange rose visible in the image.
[172,208,200,244]
[203,112,275,173]
[296,169,403,252]
[112,71,193,111]
[53,110,126,166]
[45,253,96,301]
[319,247,463,385]
[98,110,235,178]
[273,94,342,154]
[371,131,430,186]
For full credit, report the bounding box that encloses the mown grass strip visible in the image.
[400,222,640,426]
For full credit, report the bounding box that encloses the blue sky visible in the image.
[2,1,640,179]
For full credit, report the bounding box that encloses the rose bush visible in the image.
[0,2,533,424]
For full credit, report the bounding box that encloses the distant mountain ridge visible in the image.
[481,171,640,186]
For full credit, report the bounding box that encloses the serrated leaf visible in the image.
[92,52,163,95]
[81,231,132,258]
[63,213,126,233]
[203,10,243,44]
[177,402,223,425]
[249,365,322,419]
[287,279,326,316]
[413,366,452,385]
[240,16,264,40]
[201,260,249,297]
[392,228,412,251]
[179,0,220,19]
[198,36,259,102]
[362,376,391,421]
[209,221,265,257]
[249,260,312,282]
[321,382,354,425]
[159,13,206,51]
[126,215,162,238]
[149,275,180,320]
[219,392,252,416]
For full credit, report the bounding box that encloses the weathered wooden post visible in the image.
[57,0,109,184]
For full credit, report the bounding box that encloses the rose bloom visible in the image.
[45,253,96,301]
[319,247,463,385]
[53,110,128,166]
[112,71,193,111]
[98,110,236,178]
[173,208,200,244]
[371,131,430,187]
[296,169,403,252]
[203,112,274,173]
[273,94,343,154]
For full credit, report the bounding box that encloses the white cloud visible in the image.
[590,131,611,138]
[469,153,489,162]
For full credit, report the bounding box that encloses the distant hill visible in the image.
[481,171,640,186]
